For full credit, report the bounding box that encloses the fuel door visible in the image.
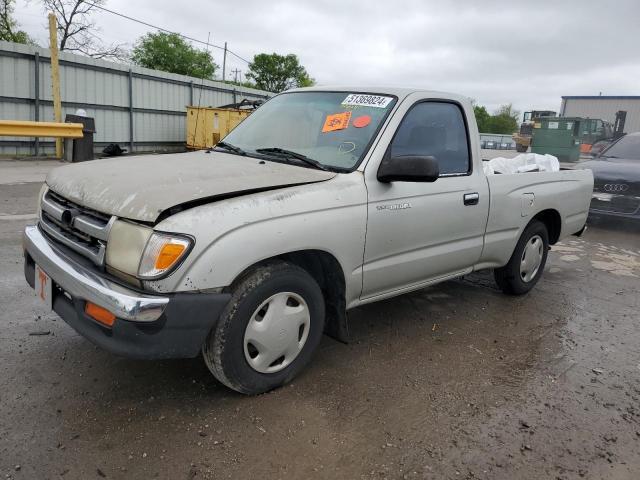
[521,193,535,217]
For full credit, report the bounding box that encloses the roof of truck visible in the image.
[288,85,471,103]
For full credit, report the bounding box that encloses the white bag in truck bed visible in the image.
[483,153,560,175]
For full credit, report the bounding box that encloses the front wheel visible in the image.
[202,261,325,395]
[494,220,549,295]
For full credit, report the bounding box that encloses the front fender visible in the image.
[146,173,368,307]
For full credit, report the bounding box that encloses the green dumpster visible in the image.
[531,117,582,162]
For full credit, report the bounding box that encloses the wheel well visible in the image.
[533,209,561,244]
[236,250,349,343]
[279,250,348,343]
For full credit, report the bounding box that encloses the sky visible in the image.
[13,0,640,118]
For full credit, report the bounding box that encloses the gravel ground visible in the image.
[1,159,639,479]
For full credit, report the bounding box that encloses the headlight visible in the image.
[106,220,153,276]
[106,221,193,280]
[138,232,193,279]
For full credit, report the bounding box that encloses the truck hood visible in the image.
[45,150,336,223]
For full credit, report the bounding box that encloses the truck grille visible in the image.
[39,189,115,266]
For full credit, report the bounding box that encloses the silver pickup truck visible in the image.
[23,87,593,394]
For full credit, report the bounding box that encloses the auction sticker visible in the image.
[341,94,393,108]
[322,111,352,133]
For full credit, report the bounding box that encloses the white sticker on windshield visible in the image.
[341,94,393,108]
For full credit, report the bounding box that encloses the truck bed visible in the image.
[475,169,594,270]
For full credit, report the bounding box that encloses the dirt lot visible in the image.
[1,160,639,479]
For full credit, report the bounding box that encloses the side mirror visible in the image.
[377,155,439,183]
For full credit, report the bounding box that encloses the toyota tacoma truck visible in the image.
[23,87,594,394]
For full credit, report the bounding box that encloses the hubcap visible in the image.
[243,292,311,374]
[520,234,544,282]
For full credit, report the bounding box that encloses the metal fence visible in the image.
[0,40,272,156]
[479,133,515,150]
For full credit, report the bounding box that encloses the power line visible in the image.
[83,1,253,64]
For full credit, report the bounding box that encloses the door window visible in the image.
[390,102,471,175]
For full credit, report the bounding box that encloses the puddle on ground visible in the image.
[551,245,584,253]
[554,239,640,277]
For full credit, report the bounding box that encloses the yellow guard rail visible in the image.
[0,120,84,138]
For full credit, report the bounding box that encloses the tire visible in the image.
[494,220,549,295]
[202,261,325,395]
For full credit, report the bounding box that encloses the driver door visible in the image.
[361,99,489,299]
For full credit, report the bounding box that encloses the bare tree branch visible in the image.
[40,0,128,60]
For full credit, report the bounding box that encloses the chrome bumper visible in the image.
[23,225,168,322]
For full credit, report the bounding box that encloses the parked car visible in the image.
[23,87,593,394]
[578,132,640,222]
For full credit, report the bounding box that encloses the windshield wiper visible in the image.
[255,147,329,171]
[214,141,246,155]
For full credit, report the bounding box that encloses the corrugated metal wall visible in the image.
[560,97,640,134]
[0,41,272,156]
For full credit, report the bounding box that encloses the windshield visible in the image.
[221,91,397,170]
[601,134,640,160]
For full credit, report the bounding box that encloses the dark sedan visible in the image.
[578,132,640,222]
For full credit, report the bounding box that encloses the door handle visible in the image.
[463,192,479,205]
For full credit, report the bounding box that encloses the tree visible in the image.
[131,32,218,79]
[246,53,314,93]
[41,0,126,59]
[1,0,35,44]
[473,105,490,133]
[487,103,519,134]
[473,102,520,134]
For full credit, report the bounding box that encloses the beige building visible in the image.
[560,96,640,133]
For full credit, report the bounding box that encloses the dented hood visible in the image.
[45,150,336,223]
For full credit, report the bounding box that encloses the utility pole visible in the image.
[231,68,241,84]
[222,42,227,82]
[48,13,63,159]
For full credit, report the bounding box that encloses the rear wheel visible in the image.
[202,261,325,395]
[494,220,549,295]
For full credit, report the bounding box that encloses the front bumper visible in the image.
[23,225,230,359]
[589,207,640,221]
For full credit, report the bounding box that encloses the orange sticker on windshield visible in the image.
[353,115,372,128]
[322,111,352,133]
